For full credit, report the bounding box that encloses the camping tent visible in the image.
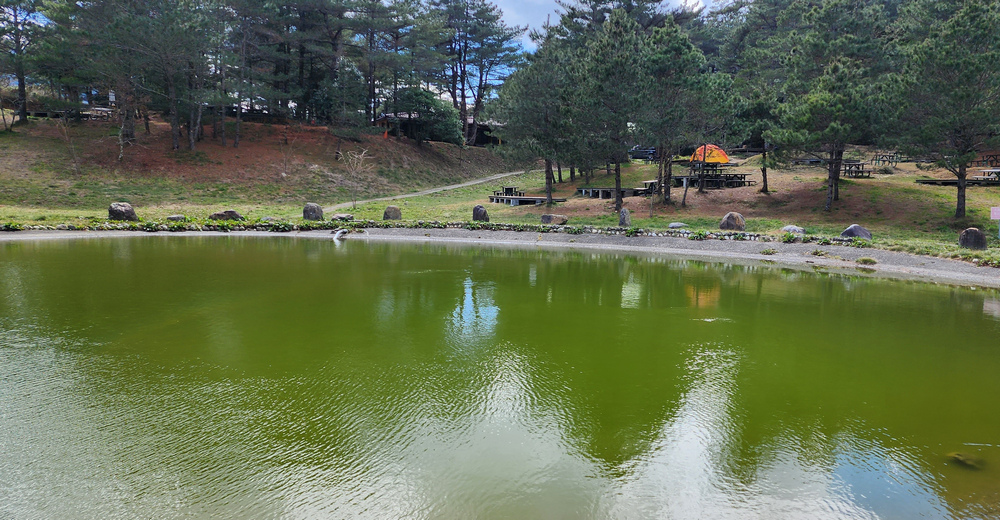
[690,144,729,163]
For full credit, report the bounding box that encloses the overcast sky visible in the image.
[493,0,707,49]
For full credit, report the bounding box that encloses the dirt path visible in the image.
[324,170,525,212]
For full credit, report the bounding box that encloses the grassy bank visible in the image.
[2,120,999,267]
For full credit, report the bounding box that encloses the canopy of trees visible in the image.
[4,0,999,218]
[490,0,1000,218]
[0,0,524,149]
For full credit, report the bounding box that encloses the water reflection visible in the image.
[1,237,999,518]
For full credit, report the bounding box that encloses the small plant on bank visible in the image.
[760,248,778,255]
[566,226,585,235]
[850,238,872,248]
[167,221,188,232]
[140,221,161,232]
[856,257,878,265]
[817,237,833,245]
[811,249,827,257]
[625,227,640,237]
[1,222,24,231]
[732,232,747,241]
[688,230,709,241]
[780,231,797,243]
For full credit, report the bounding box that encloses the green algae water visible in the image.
[1,236,999,519]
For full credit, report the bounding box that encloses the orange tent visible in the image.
[690,144,729,163]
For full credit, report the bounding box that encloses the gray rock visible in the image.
[303,203,324,221]
[541,214,568,225]
[841,224,872,240]
[668,222,688,229]
[56,224,68,230]
[330,213,354,221]
[619,208,632,228]
[261,216,276,222]
[108,202,138,222]
[719,212,746,231]
[167,215,186,222]
[383,205,402,220]
[959,227,988,250]
[781,225,805,234]
[473,205,489,222]
[208,210,245,221]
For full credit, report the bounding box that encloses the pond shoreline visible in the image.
[2,228,999,289]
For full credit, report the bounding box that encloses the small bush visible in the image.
[688,230,709,241]
[780,231,797,243]
[760,248,778,255]
[856,257,878,265]
[850,238,872,248]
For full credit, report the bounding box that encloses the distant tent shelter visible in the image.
[690,144,730,163]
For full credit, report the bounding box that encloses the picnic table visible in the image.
[974,168,1000,180]
[843,161,872,178]
[493,186,524,197]
[973,154,1000,167]
[671,173,756,189]
[870,152,901,166]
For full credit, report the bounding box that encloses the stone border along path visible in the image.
[324,170,527,212]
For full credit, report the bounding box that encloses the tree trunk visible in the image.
[664,154,673,204]
[15,61,27,124]
[606,162,611,176]
[167,76,181,151]
[545,158,554,205]
[833,148,843,201]
[234,103,241,148]
[956,164,967,218]
[614,160,622,213]
[697,144,707,194]
[759,149,769,193]
[569,165,575,182]
[557,162,563,183]
[824,150,837,211]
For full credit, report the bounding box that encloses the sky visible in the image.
[493,0,707,49]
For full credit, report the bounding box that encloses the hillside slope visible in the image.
[0,118,510,212]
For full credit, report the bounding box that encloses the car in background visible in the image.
[629,146,658,161]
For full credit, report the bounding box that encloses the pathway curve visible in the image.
[324,170,526,212]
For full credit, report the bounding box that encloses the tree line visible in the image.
[489,0,1000,218]
[0,0,524,148]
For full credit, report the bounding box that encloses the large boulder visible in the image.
[719,212,746,231]
[472,205,489,222]
[541,214,568,225]
[209,210,245,221]
[619,208,632,228]
[959,227,988,250]
[108,202,138,222]
[303,203,324,221]
[330,213,354,221]
[383,205,402,220]
[781,225,805,234]
[841,224,872,240]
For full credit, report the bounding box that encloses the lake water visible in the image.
[1,236,999,519]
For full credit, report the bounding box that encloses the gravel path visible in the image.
[323,170,526,212]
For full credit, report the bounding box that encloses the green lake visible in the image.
[1,236,999,519]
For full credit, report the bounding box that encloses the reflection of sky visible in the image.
[830,438,950,520]
[448,278,499,347]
